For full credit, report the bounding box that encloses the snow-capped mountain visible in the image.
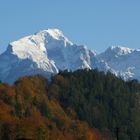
[98,46,140,80]
[0,29,140,84]
[0,29,108,84]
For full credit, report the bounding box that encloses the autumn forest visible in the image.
[0,69,140,140]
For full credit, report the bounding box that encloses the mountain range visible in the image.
[0,28,140,84]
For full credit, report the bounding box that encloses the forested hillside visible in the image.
[0,69,140,140]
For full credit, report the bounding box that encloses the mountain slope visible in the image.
[0,74,107,140]
[0,70,140,139]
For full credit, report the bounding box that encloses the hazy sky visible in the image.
[0,0,140,54]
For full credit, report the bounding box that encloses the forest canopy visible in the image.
[0,69,140,140]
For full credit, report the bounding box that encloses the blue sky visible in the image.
[0,0,140,54]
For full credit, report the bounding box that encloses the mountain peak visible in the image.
[37,28,64,39]
[107,45,135,55]
[7,28,74,59]
[36,28,73,45]
[0,28,101,84]
[44,28,64,40]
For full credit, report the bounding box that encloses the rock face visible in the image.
[0,29,140,84]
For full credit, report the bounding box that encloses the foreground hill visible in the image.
[0,69,140,139]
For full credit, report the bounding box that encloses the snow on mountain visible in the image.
[98,46,140,80]
[0,29,140,84]
[0,29,108,84]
